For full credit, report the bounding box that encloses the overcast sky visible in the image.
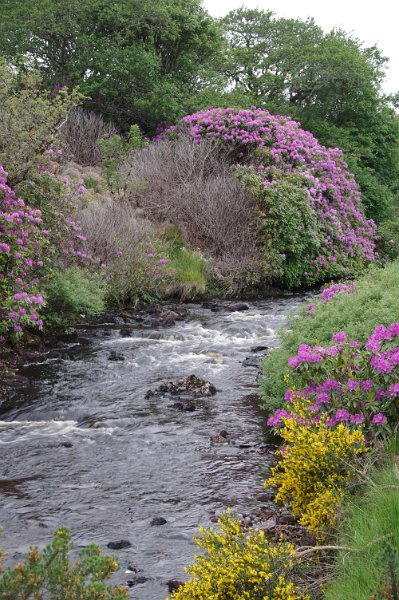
[203,0,399,95]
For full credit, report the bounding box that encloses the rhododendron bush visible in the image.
[0,164,95,340]
[174,107,376,287]
[267,323,399,436]
[0,165,47,338]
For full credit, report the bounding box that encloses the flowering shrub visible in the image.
[321,281,356,304]
[267,398,366,534]
[0,161,98,340]
[175,107,376,287]
[267,323,399,436]
[0,165,47,338]
[0,527,128,599]
[261,261,399,413]
[169,511,309,599]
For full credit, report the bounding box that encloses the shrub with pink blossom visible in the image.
[267,323,399,436]
[0,166,48,338]
[321,281,356,303]
[175,107,376,287]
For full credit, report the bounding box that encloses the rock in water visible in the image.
[150,517,167,526]
[145,374,216,399]
[227,302,249,312]
[108,351,125,361]
[107,539,131,549]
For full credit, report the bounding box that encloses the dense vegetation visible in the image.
[172,259,399,599]
[1,2,399,598]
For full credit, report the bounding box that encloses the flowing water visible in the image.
[0,297,304,598]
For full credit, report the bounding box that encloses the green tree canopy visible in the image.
[221,8,399,221]
[0,0,224,132]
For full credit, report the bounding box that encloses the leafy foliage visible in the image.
[268,397,366,535]
[43,266,106,327]
[220,8,399,223]
[267,324,399,436]
[0,59,80,187]
[261,261,399,412]
[0,0,224,133]
[169,511,309,599]
[0,165,47,339]
[178,107,376,287]
[0,527,128,599]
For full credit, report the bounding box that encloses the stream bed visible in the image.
[0,297,304,598]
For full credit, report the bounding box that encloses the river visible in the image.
[0,296,304,598]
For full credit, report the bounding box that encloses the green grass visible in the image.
[43,266,106,327]
[260,260,399,413]
[166,246,208,299]
[323,447,399,600]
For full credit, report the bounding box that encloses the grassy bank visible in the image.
[324,446,399,600]
[261,260,399,414]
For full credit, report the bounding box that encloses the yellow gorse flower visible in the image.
[168,513,309,599]
[267,397,366,536]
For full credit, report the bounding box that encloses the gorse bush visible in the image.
[169,511,309,599]
[261,261,399,412]
[267,397,366,535]
[0,527,128,599]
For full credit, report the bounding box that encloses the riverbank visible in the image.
[0,297,306,598]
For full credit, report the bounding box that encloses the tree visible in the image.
[221,8,399,221]
[0,0,224,133]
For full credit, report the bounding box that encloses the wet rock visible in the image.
[210,514,219,523]
[257,508,276,520]
[127,576,149,586]
[167,579,184,592]
[146,375,216,399]
[242,355,262,368]
[227,302,249,312]
[59,441,73,448]
[210,430,233,443]
[137,304,189,327]
[119,328,133,337]
[242,515,253,528]
[107,540,131,550]
[119,310,134,320]
[250,345,269,353]
[255,445,278,455]
[150,517,167,526]
[202,300,224,312]
[257,491,276,502]
[108,351,125,362]
[114,316,126,326]
[278,513,297,526]
[126,563,140,573]
[169,402,196,412]
[262,516,277,531]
